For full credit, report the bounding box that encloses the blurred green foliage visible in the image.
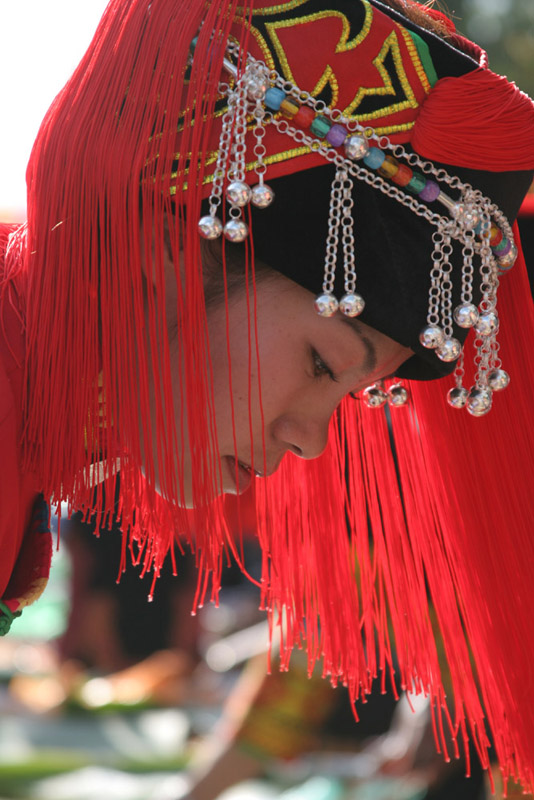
[442,0,534,96]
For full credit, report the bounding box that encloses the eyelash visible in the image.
[312,349,338,382]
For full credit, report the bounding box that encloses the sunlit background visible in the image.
[0,0,533,221]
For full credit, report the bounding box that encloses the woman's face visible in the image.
[168,266,412,505]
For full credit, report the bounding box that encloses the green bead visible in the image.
[310,115,331,139]
[405,172,427,194]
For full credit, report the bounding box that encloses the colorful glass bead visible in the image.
[310,115,331,138]
[475,311,499,336]
[453,303,479,328]
[489,225,503,247]
[488,369,510,391]
[405,172,426,195]
[223,219,249,242]
[314,293,339,317]
[326,123,348,147]
[363,385,388,408]
[391,164,413,187]
[293,105,315,129]
[264,87,286,111]
[363,147,385,169]
[280,98,299,118]
[467,387,492,417]
[344,134,369,160]
[226,180,252,207]
[447,386,468,409]
[198,215,223,239]
[377,155,399,179]
[419,325,445,349]
[497,241,517,270]
[251,183,275,208]
[436,337,462,362]
[419,180,440,202]
[388,384,409,407]
[339,292,365,317]
[493,236,511,255]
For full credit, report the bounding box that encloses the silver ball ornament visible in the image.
[451,202,479,230]
[467,387,493,417]
[453,303,479,328]
[198,215,223,240]
[314,293,339,317]
[436,337,462,362]
[223,219,249,242]
[475,311,499,336]
[250,183,275,208]
[447,386,469,409]
[339,292,365,317]
[487,369,510,391]
[419,325,445,349]
[226,181,252,207]
[344,134,370,161]
[388,384,409,407]
[246,75,268,101]
[363,385,388,408]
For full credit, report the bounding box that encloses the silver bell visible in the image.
[453,303,479,328]
[226,181,252,207]
[467,387,492,417]
[436,337,462,362]
[388,384,409,407]
[447,386,468,409]
[363,385,388,408]
[344,134,369,161]
[487,369,510,391]
[223,219,249,242]
[314,293,339,317]
[198,215,223,240]
[419,325,445,350]
[475,311,499,336]
[250,183,275,208]
[339,292,365,317]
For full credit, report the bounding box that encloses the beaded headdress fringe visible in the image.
[18,0,534,792]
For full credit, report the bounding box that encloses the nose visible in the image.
[270,414,330,461]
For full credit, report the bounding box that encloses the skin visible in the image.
[147,240,412,506]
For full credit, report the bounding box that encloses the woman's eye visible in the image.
[312,349,337,382]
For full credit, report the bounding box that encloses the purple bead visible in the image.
[418,179,440,202]
[326,123,348,147]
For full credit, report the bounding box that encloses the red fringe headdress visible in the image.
[14,0,534,792]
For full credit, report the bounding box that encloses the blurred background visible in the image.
[0,2,532,799]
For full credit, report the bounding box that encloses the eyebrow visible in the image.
[339,316,377,375]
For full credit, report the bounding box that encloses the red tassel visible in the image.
[412,67,534,171]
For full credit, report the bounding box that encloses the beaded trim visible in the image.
[196,42,517,415]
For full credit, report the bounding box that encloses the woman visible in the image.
[1,0,534,791]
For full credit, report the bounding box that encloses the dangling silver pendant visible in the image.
[436,337,462,362]
[466,387,492,417]
[453,303,479,328]
[339,292,365,317]
[198,215,223,240]
[223,219,249,242]
[250,183,275,208]
[475,311,499,336]
[487,369,510,391]
[447,386,468,409]
[314,293,339,317]
[419,325,445,350]
[363,385,388,408]
[226,181,252,207]
[388,384,409,407]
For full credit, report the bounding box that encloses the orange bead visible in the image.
[391,163,413,186]
[490,225,503,247]
[378,155,400,179]
[280,98,299,119]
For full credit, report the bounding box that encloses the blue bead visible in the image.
[363,147,386,169]
[264,88,286,111]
